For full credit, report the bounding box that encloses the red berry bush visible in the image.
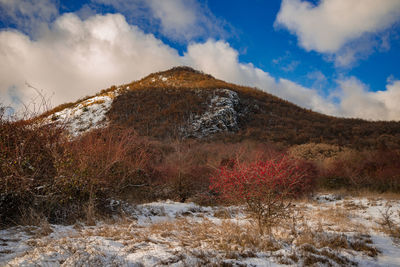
[210,156,314,235]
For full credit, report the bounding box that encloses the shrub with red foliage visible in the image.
[210,156,313,234]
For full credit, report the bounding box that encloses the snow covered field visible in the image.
[1,194,400,266]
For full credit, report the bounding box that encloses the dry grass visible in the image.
[3,195,388,266]
[300,200,370,234]
[148,218,281,253]
[292,221,378,263]
[212,208,233,219]
[299,243,357,266]
[288,143,352,162]
[362,191,400,201]
[142,203,378,262]
[342,200,368,211]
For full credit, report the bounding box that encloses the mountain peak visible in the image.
[130,66,219,89]
[149,66,214,80]
[39,67,400,149]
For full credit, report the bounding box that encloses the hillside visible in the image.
[4,68,400,266]
[44,66,400,149]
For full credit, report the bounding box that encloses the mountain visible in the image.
[40,66,400,149]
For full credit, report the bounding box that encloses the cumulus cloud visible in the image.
[0,12,399,121]
[337,78,400,121]
[184,40,337,115]
[0,12,335,117]
[91,0,230,42]
[0,13,181,109]
[275,0,400,66]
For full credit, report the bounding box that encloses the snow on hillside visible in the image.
[45,86,242,139]
[182,89,240,138]
[1,195,400,266]
[45,87,125,136]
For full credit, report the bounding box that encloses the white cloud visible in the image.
[0,0,58,35]
[91,0,229,42]
[0,12,399,121]
[184,40,338,115]
[337,77,400,121]
[275,0,400,66]
[307,70,327,90]
[377,81,400,120]
[0,13,181,109]
[0,13,335,117]
[148,0,197,39]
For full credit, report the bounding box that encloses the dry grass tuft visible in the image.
[149,218,281,253]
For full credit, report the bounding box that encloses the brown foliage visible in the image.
[1,106,161,225]
[105,67,400,149]
[0,109,65,224]
[108,87,210,139]
[155,142,214,202]
[319,149,400,191]
[35,66,400,149]
[289,143,351,161]
[63,127,158,193]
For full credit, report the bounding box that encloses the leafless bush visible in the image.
[378,203,400,242]
[0,107,65,225]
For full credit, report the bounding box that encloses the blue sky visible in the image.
[1,0,400,120]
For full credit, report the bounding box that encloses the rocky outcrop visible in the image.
[181,89,240,138]
[46,87,241,139]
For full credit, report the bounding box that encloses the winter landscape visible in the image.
[1,194,400,266]
[2,1,400,266]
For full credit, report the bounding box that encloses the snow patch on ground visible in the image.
[309,194,400,266]
[1,196,400,266]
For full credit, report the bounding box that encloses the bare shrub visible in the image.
[155,142,212,202]
[0,106,65,225]
[1,103,160,225]
[52,127,161,217]
[378,203,400,242]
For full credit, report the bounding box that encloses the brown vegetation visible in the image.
[2,67,400,226]
[318,149,400,191]
[2,109,400,226]
[104,66,400,149]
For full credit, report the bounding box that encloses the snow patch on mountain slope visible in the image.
[45,88,124,136]
[182,89,240,138]
[46,87,240,139]
[150,75,168,84]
